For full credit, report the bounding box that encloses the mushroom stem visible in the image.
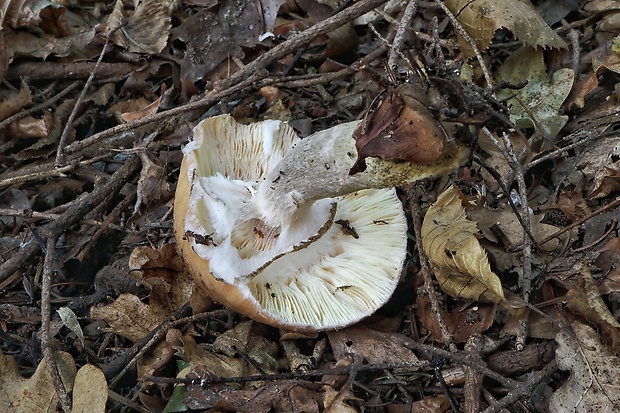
[255,121,470,228]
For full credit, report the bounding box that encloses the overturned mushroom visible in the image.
[174,113,468,331]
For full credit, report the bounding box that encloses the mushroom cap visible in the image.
[174,115,408,331]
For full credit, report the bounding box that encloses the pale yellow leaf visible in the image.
[71,364,107,413]
[421,185,508,306]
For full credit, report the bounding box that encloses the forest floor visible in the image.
[1,0,620,412]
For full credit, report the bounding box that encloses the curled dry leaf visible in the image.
[421,185,514,309]
[550,321,620,412]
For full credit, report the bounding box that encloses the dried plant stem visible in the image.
[482,360,557,413]
[463,335,484,412]
[433,0,493,88]
[55,40,110,166]
[482,128,533,302]
[40,237,72,413]
[0,81,81,131]
[538,196,620,246]
[387,0,419,69]
[409,192,457,352]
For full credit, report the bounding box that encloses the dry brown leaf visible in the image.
[550,321,620,412]
[170,0,286,83]
[90,293,166,341]
[0,81,30,121]
[71,364,107,413]
[565,264,620,354]
[107,0,172,54]
[445,0,567,55]
[134,150,173,215]
[327,326,418,364]
[417,295,496,343]
[0,351,77,413]
[421,185,512,308]
[576,136,620,199]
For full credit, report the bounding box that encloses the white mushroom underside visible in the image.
[249,189,407,327]
[182,115,408,329]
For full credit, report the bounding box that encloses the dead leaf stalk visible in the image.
[40,237,72,413]
[55,40,111,166]
[432,0,492,88]
[387,0,419,69]
[0,156,141,283]
[409,191,457,352]
[481,359,557,413]
[482,128,534,304]
[538,196,620,246]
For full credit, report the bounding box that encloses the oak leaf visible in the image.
[550,322,620,412]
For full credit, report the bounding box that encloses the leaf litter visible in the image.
[0,0,620,412]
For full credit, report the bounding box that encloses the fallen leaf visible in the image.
[71,364,107,413]
[134,150,173,215]
[575,136,620,199]
[496,47,574,140]
[107,0,172,54]
[90,293,166,342]
[421,186,514,309]
[445,0,567,55]
[0,351,77,413]
[0,80,30,121]
[417,295,496,343]
[327,326,419,364]
[171,0,286,83]
[550,321,620,412]
[565,264,620,354]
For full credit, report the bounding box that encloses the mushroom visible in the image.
[174,113,469,331]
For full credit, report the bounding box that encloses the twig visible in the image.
[0,156,140,283]
[409,191,457,352]
[481,128,533,303]
[146,360,426,386]
[538,196,620,246]
[259,46,388,89]
[463,335,484,413]
[525,128,604,170]
[62,0,389,158]
[0,82,81,131]
[55,40,111,166]
[482,360,557,413]
[387,0,419,69]
[40,237,72,413]
[0,154,110,190]
[432,0,493,88]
